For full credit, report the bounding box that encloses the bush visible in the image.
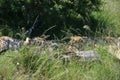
[0,0,102,38]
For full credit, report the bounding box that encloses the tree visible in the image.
[0,0,102,38]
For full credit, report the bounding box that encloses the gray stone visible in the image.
[75,50,101,61]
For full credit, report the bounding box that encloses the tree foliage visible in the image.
[0,0,102,38]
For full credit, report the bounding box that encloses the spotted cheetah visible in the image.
[0,36,22,53]
[0,36,14,42]
[70,36,84,44]
[33,37,45,43]
[0,39,9,53]
[23,37,46,46]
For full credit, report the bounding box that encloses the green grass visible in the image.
[0,0,120,80]
[101,0,120,36]
[0,45,120,80]
[89,0,120,37]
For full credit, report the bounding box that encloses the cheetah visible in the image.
[0,36,14,42]
[0,36,22,53]
[70,36,84,44]
[0,39,9,53]
[23,37,46,46]
[23,37,31,46]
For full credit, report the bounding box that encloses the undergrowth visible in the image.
[0,45,120,80]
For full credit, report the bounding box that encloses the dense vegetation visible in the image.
[0,44,120,80]
[0,0,107,38]
[0,0,120,80]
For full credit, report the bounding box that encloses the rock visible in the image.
[61,50,101,64]
[75,50,101,62]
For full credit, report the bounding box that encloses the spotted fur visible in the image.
[70,36,84,44]
[0,39,9,52]
[0,36,22,53]
[23,37,46,46]
[31,37,46,46]
[8,39,22,50]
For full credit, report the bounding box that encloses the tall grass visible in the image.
[0,45,120,80]
[0,0,120,80]
[88,0,120,37]
[101,0,120,36]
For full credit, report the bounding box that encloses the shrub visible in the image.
[0,0,102,38]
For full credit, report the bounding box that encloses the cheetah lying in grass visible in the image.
[0,36,119,61]
[0,36,22,53]
[0,36,50,53]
